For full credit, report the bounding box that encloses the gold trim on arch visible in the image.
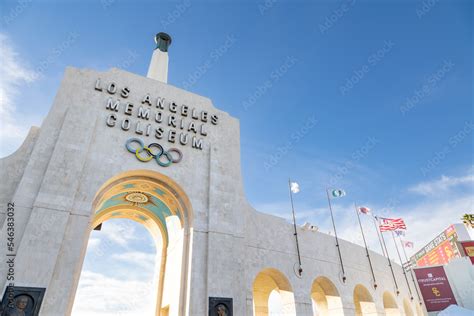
[90,204,169,244]
[91,169,193,228]
[86,169,193,316]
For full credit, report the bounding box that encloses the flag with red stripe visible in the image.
[379,217,407,232]
[357,206,371,215]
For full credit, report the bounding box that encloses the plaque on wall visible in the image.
[209,297,233,316]
[0,286,45,316]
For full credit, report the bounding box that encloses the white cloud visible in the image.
[99,221,139,247]
[408,172,473,196]
[112,251,157,270]
[86,237,101,251]
[0,33,39,156]
[400,195,472,257]
[74,220,159,315]
[71,271,156,316]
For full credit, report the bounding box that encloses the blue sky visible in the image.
[1,0,472,314]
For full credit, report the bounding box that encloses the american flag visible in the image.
[379,217,407,232]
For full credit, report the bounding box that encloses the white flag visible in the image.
[290,182,300,193]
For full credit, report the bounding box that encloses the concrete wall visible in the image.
[443,258,474,311]
[0,67,425,315]
[0,126,40,226]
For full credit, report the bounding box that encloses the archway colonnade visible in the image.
[74,169,421,316]
[252,268,420,316]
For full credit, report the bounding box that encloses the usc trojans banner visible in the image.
[414,266,457,312]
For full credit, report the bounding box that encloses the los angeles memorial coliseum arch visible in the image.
[0,33,425,315]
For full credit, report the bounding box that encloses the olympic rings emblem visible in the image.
[125,138,183,167]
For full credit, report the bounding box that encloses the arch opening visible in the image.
[310,276,344,316]
[403,298,414,316]
[253,268,296,316]
[415,303,424,316]
[72,218,159,316]
[71,170,193,316]
[383,291,401,316]
[353,284,376,316]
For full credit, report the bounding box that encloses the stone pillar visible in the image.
[147,32,172,83]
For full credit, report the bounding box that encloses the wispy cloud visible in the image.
[72,270,156,316]
[99,221,139,248]
[0,33,39,156]
[408,171,474,196]
[400,195,472,257]
[74,220,157,316]
[86,237,101,251]
[111,251,156,270]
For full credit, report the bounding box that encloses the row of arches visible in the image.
[253,268,421,316]
[72,170,421,315]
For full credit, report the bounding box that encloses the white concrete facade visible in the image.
[441,258,474,312]
[0,66,425,316]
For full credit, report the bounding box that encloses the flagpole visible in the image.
[391,231,413,300]
[354,204,377,289]
[288,179,303,276]
[399,236,422,305]
[372,215,386,257]
[326,189,346,282]
[377,218,400,295]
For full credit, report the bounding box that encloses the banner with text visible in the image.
[414,266,457,312]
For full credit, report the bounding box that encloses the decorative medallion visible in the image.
[125,192,149,204]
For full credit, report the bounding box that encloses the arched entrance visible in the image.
[72,170,193,316]
[353,284,376,316]
[383,291,401,316]
[72,218,159,315]
[252,268,296,316]
[310,276,344,316]
[415,303,424,316]
[403,298,414,316]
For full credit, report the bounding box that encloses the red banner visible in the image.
[414,266,457,312]
[460,241,474,264]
